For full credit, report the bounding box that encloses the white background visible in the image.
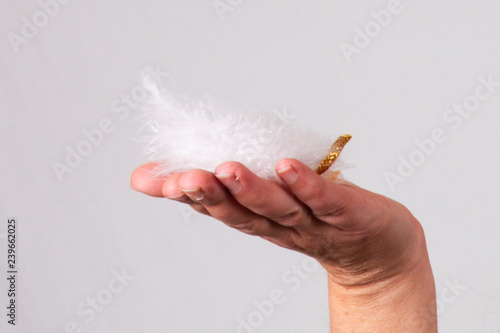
[1,0,500,332]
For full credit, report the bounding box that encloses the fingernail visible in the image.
[215,173,241,193]
[180,188,205,201]
[277,165,298,185]
[166,193,185,200]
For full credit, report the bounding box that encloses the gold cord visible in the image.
[315,134,352,175]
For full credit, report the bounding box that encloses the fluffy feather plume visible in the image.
[137,75,347,180]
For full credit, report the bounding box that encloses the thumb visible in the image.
[275,159,352,217]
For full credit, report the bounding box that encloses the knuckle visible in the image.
[232,222,260,235]
[162,176,181,197]
[270,237,303,252]
[301,181,325,202]
[274,207,305,226]
[315,187,351,217]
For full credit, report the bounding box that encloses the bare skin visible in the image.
[131,159,437,332]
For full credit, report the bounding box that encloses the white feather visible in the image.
[137,75,347,180]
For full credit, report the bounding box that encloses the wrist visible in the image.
[325,222,437,332]
[320,200,426,286]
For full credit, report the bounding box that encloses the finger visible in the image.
[161,173,212,215]
[214,162,313,229]
[130,163,166,197]
[175,169,296,240]
[275,159,353,219]
[161,172,197,203]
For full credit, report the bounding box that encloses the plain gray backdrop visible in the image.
[1,0,500,332]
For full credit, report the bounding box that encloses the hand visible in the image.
[131,159,437,332]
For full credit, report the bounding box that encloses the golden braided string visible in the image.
[315,134,352,175]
